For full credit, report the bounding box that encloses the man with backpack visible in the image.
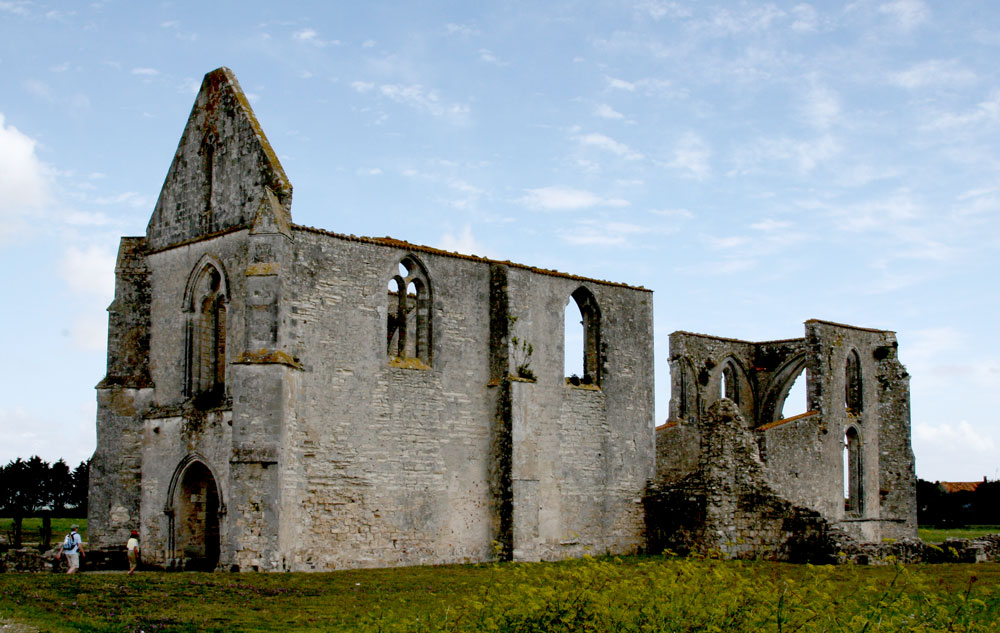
[62,524,84,574]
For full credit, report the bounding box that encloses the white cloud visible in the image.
[131,67,159,76]
[438,224,487,256]
[445,23,480,36]
[790,4,819,32]
[351,81,375,93]
[750,219,792,231]
[23,79,53,101]
[357,167,382,176]
[665,131,711,179]
[0,113,50,237]
[801,84,840,130]
[93,191,148,208]
[378,84,469,123]
[606,76,636,91]
[890,59,976,89]
[293,28,340,47]
[520,186,628,211]
[595,104,624,120]
[634,0,691,20]
[733,134,840,174]
[878,0,929,31]
[60,244,115,298]
[479,49,506,66]
[707,235,749,250]
[0,404,96,466]
[914,421,995,455]
[650,208,694,219]
[561,221,647,247]
[705,4,785,35]
[576,132,643,160]
[0,1,29,16]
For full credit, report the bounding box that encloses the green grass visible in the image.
[919,525,1000,542]
[1,555,999,632]
[0,518,87,544]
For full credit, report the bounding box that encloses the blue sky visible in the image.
[1,0,997,481]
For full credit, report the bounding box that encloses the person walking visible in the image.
[63,524,85,574]
[126,530,141,575]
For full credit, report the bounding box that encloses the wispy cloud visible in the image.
[801,84,840,130]
[576,132,643,160]
[131,67,159,76]
[520,186,628,211]
[438,224,488,256]
[561,220,648,246]
[664,131,711,179]
[594,104,624,120]
[60,244,115,298]
[789,4,819,32]
[293,28,340,47]
[878,0,929,31]
[378,84,470,123]
[479,49,506,66]
[445,23,480,36]
[890,59,976,89]
[732,134,840,174]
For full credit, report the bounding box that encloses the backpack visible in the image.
[62,533,76,551]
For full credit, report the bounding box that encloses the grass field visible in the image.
[0,518,87,545]
[919,525,1000,542]
[1,555,999,632]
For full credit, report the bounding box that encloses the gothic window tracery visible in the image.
[386,255,432,366]
[184,260,228,399]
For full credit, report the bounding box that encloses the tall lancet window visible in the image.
[184,259,228,399]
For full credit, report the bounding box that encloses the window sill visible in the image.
[388,357,431,370]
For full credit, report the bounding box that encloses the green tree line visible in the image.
[0,456,89,547]
[917,477,1000,527]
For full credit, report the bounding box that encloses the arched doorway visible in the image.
[175,460,221,571]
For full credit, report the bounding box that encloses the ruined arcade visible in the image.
[89,67,916,570]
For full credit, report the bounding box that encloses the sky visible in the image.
[1,0,998,482]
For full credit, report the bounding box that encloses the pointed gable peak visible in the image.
[146,67,293,250]
[250,187,292,238]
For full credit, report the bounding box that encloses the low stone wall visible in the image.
[837,534,1000,565]
[0,546,129,573]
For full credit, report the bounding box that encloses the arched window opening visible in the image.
[845,349,863,414]
[780,368,808,419]
[387,255,432,366]
[844,427,863,515]
[565,287,602,386]
[185,262,228,400]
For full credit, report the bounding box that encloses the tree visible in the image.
[0,456,52,547]
[70,459,90,515]
[49,459,74,515]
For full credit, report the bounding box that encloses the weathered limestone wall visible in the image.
[646,401,837,562]
[145,68,291,251]
[90,237,153,549]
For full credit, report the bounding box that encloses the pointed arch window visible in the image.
[184,259,228,399]
[565,287,602,386]
[387,255,432,366]
[845,349,863,414]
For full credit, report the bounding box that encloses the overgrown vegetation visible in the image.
[2,555,999,632]
[920,525,1000,543]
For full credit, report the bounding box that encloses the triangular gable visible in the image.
[146,67,292,250]
[250,188,292,238]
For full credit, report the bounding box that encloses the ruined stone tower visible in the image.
[88,67,655,571]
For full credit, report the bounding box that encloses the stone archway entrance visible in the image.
[175,460,221,570]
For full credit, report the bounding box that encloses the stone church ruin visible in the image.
[88,68,916,570]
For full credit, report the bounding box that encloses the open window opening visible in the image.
[387,255,432,367]
[721,360,740,405]
[844,426,863,515]
[564,287,601,386]
[780,368,808,419]
[845,349,863,414]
